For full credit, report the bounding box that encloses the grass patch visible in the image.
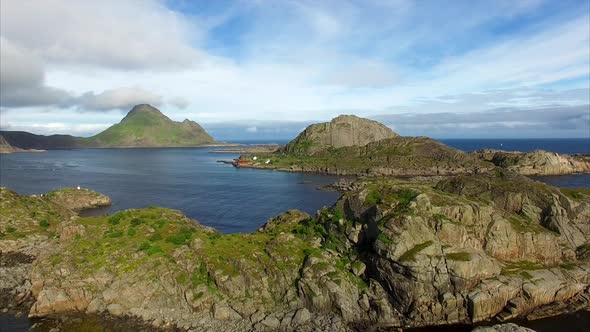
[377,232,394,245]
[508,215,549,234]
[501,260,545,280]
[165,227,195,246]
[445,251,471,261]
[365,188,382,205]
[560,188,590,201]
[148,233,162,242]
[399,240,433,262]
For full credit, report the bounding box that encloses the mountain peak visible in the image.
[87,104,216,147]
[284,114,398,155]
[121,104,169,124]
[126,104,164,115]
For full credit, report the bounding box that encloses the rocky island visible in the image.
[234,115,590,178]
[0,104,217,150]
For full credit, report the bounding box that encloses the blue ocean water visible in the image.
[0,148,340,234]
[439,138,590,154]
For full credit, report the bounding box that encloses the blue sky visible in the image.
[0,0,589,139]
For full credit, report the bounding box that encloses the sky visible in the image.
[0,0,589,140]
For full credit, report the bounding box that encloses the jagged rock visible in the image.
[351,260,366,277]
[107,303,125,316]
[472,323,536,332]
[260,315,280,328]
[472,149,590,175]
[213,303,242,321]
[45,188,112,212]
[1,176,589,331]
[292,308,311,325]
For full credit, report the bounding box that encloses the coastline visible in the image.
[1,174,588,332]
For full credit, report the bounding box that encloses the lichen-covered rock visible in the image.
[472,149,590,175]
[1,176,589,331]
[45,188,112,212]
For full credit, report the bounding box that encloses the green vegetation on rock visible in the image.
[399,241,434,262]
[2,171,589,330]
[82,104,216,147]
[445,252,471,261]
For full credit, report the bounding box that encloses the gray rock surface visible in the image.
[283,114,398,154]
[472,149,590,175]
[472,323,536,332]
[1,174,589,331]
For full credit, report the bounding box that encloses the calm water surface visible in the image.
[0,147,341,234]
[440,138,590,154]
[1,140,589,331]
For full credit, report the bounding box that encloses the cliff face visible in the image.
[1,175,588,331]
[473,149,590,175]
[0,135,18,154]
[283,115,398,155]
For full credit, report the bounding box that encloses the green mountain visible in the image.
[1,104,216,149]
[82,104,216,147]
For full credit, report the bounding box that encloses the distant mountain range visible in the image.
[0,104,217,149]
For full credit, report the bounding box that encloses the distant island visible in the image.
[0,135,45,154]
[232,115,590,176]
[0,104,217,149]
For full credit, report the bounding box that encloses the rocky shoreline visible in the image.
[228,116,590,178]
[1,170,589,331]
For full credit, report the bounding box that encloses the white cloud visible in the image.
[76,87,162,111]
[168,96,191,110]
[0,36,73,107]
[4,121,110,135]
[0,36,43,88]
[245,126,258,133]
[1,0,589,139]
[1,0,201,69]
[322,60,398,88]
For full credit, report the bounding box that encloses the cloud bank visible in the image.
[0,0,589,139]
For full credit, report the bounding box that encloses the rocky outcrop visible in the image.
[0,135,17,154]
[283,115,398,155]
[472,323,536,332]
[1,176,589,331]
[44,188,112,212]
[472,149,590,175]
